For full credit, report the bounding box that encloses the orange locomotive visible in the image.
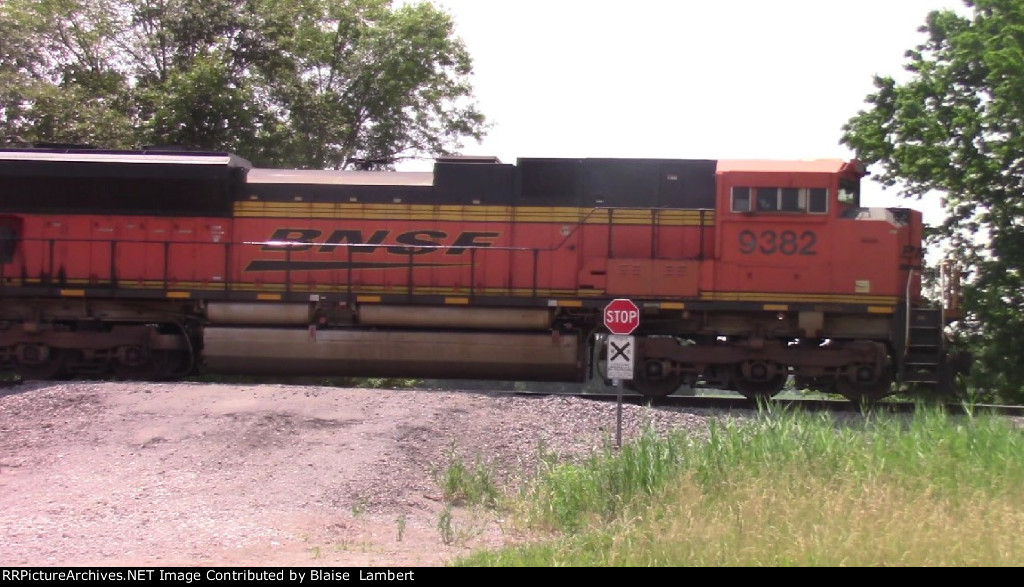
[0,147,963,401]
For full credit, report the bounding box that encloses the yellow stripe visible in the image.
[702,292,898,305]
[357,295,381,303]
[232,202,715,225]
[13,277,899,311]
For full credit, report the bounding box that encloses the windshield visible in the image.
[838,177,860,209]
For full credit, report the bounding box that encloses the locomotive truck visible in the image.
[0,146,965,402]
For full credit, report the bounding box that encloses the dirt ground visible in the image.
[0,380,711,567]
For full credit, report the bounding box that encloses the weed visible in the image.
[436,447,501,507]
[437,506,455,545]
[351,499,367,518]
[396,513,407,542]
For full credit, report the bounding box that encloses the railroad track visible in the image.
[565,390,1024,418]
[3,377,1022,418]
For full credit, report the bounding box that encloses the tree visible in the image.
[841,0,1024,403]
[0,0,486,168]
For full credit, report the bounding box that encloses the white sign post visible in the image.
[603,299,640,449]
[606,334,635,381]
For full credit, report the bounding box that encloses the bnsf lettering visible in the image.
[738,230,817,256]
[448,232,500,255]
[260,228,499,254]
[319,229,388,254]
[261,229,320,251]
[390,230,448,255]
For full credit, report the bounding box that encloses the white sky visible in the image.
[413,0,969,226]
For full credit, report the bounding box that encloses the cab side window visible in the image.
[756,188,779,211]
[730,186,828,214]
[731,187,751,212]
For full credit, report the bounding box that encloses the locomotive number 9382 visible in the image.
[0,148,968,402]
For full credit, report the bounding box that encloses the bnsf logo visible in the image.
[260,228,499,255]
[245,228,500,272]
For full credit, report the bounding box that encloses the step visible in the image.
[903,375,940,384]
[908,334,942,346]
[910,309,943,327]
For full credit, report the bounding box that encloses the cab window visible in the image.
[731,187,751,212]
[838,179,859,206]
[756,188,778,211]
[731,186,828,214]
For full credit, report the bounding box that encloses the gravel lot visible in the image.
[0,381,719,567]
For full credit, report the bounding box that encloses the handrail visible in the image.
[554,205,715,252]
[940,261,947,328]
[5,209,717,299]
[939,258,962,322]
[904,267,916,359]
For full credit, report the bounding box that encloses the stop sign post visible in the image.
[603,299,639,450]
[604,298,640,335]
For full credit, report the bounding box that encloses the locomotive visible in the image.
[0,146,964,401]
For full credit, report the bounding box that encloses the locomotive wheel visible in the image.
[624,357,683,398]
[113,357,157,380]
[626,372,683,398]
[794,375,836,394]
[15,348,70,380]
[733,374,787,401]
[113,350,186,381]
[836,365,893,404]
[732,362,787,401]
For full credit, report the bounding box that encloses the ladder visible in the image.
[902,307,944,384]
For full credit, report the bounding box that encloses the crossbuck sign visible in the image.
[606,334,635,381]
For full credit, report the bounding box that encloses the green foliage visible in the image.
[436,506,455,545]
[395,513,407,542]
[841,0,1024,402]
[435,448,501,508]
[0,0,486,168]
[526,427,690,532]
[456,405,1024,566]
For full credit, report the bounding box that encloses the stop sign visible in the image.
[604,298,640,335]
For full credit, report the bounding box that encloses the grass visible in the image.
[435,446,501,508]
[450,403,1024,566]
[433,448,504,546]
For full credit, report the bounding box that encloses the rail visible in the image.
[0,235,573,304]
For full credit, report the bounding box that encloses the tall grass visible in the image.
[456,404,1024,566]
[436,447,501,508]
